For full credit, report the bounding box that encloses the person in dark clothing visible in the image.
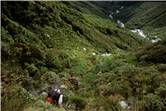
[46,87,55,104]
[52,89,64,108]
[46,87,64,108]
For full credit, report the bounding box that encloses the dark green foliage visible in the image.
[156,64,166,72]
[58,52,72,69]
[2,85,34,111]
[1,62,29,88]
[45,52,62,69]
[1,42,12,61]
[94,54,162,98]
[25,64,40,79]
[136,41,166,63]
[110,2,166,28]
[1,27,14,44]
[156,84,166,98]
[2,1,60,27]
[37,33,55,48]
[134,94,165,111]
[1,15,44,46]
[88,97,121,111]
[40,71,59,85]
[69,96,86,111]
[6,43,46,67]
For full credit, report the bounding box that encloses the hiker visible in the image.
[46,87,64,108]
[46,87,55,104]
[46,92,55,104]
[68,74,79,90]
[52,88,64,108]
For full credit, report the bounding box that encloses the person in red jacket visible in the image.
[46,87,64,108]
[46,93,54,104]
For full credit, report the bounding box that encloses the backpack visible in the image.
[52,91,61,103]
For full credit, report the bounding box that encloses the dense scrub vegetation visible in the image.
[1,1,166,111]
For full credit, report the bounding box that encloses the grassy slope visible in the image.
[110,2,166,39]
[107,2,166,28]
[111,2,166,64]
[1,1,166,111]
[1,1,142,111]
[97,1,166,64]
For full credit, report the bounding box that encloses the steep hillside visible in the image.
[2,1,143,52]
[1,1,166,111]
[105,1,166,39]
[100,2,166,28]
[136,40,166,63]
[106,1,166,64]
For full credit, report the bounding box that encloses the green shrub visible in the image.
[38,33,55,48]
[58,52,72,69]
[97,84,112,96]
[45,51,63,70]
[70,58,88,75]
[40,71,59,84]
[25,64,40,79]
[136,41,166,63]
[89,97,121,111]
[10,43,45,65]
[156,84,166,98]
[94,57,128,73]
[157,64,166,72]
[108,80,132,98]
[94,58,112,73]
[2,85,34,111]
[1,42,12,61]
[133,94,165,111]
[69,96,86,111]
[1,27,14,44]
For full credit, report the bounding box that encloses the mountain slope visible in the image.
[103,2,166,28]
[105,1,166,40]
[2,1,144,52]
[1,1,144,111]
[1,1,166,111]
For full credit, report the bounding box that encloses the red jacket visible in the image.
[46,96,54,104]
